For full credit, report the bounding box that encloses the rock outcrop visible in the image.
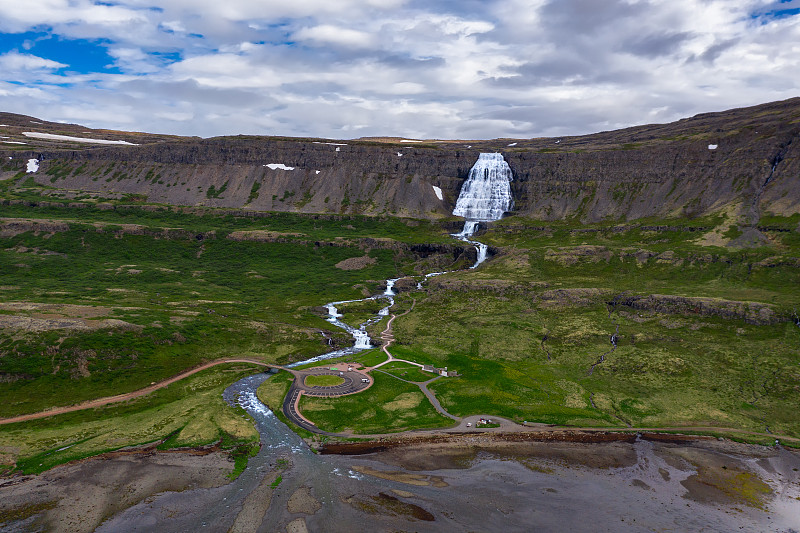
[2,97,799,222]
[611,294,780,325]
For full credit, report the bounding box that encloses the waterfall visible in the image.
[453,152,513,223]
[452,153,513,265]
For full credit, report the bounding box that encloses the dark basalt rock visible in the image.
[3,97,800,222]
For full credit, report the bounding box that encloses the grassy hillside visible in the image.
[1,199,799,475]
[389,215,800,438]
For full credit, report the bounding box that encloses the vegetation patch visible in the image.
[299,372,451,434]
[0,363,260,475]
[378,362,434,382]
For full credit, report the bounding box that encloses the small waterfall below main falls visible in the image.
[452,152,513,266]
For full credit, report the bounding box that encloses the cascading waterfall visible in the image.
[201,155,517,526]
[453,152,514,223]
[452,152,514,266]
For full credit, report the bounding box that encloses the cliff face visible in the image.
[2,97,799,222]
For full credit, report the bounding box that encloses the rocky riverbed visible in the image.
[2,429,798,532]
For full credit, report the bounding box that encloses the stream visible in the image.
[193,154,509,527]
[99,153,511,530]
[93,154,800,532]
[225,219,489,445]
[101,220,491,532]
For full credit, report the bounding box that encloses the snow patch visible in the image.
[400,139,423,143]
[2,141,26,144]
[22,132,138,145]
[312,141,347,146]
[397,152,403,157]
[708,144,718,150]
[432,185,443,201]
[264,163,295,171]
[315,170,321,174]
[555,140,561,144]
[335,147,340,152]
[0,124,9,127]
[507,142,517,146]
[26,159,39,173]
[30,121,42,124]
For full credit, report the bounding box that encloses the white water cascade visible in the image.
[452,152,514,267]
[453,152,514,222]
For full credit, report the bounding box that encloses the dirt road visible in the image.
[0,358,283,426]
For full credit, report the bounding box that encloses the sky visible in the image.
[0,0,799,139]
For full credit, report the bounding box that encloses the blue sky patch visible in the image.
[0,31,122,74]
[751,1,800,23]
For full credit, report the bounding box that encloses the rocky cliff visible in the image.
[2,97,799,223]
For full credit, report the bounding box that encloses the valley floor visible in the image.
[2,432,798,532]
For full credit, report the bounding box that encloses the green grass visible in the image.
[288,348,387,370]
[0,200,452,245]
[255,371,316,440]
[0,206,444,417]
[393,281,800,436]
[0,363,261,475]
[256,370,294,411]
[299,372,452,434]
[335,298,391,328]
[2,200,799,468]
[355,349,389,368]
[377,361,435,382]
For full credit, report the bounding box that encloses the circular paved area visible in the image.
[294,366,371,398]
[282,364,374,434]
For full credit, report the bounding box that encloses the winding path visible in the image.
[367,298,461,422]
[370,299,421,370]
[0,358,285,426]
[3,356,799,445]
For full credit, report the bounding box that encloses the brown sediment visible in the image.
[370,439,640,472]
[0,452,233,533]
[285,517,309,533]
[342,492,435,522]
[351,465,448,487]
[286,486,322,515]
[668,446,775,509]
[229,464,284,533]
[353,466,448,488]
[320,430,638,455]
[639,432,713,444]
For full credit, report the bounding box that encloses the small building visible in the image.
[423,364,458,377]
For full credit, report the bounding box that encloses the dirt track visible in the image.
[3,356,799,447]
[0,358,281,426]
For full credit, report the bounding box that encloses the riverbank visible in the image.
[2,428,798,532]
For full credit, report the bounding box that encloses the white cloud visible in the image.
[293,25,376,48]
[0,51,66,71]
[0,1,798,139]
[0,0,145,32]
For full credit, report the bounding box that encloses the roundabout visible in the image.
[295,365,371,398]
